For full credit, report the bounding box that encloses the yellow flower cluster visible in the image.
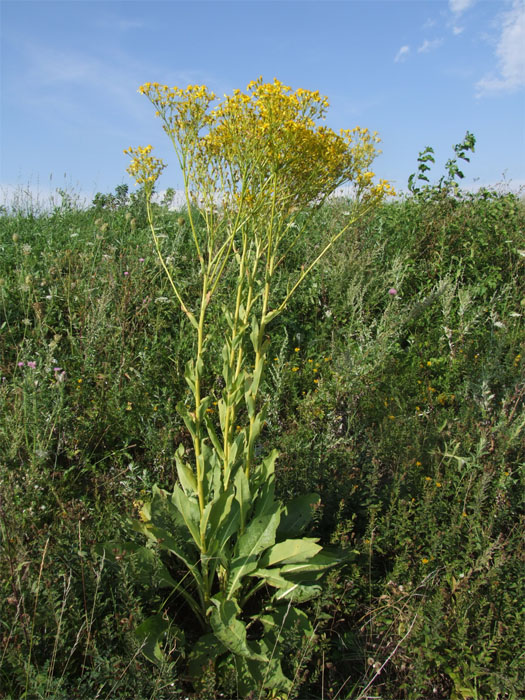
[128,77,394,208]
[124,145,166,188]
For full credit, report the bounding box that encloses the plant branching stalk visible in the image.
[124,77,392,690]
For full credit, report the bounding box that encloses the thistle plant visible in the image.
[120,77,393,694]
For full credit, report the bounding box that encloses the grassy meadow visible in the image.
[0,180,524,699]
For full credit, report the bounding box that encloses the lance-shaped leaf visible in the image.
[227,501,281,598]
[200,489,235,552]
[258,537,322,568]
[175,445,197,495]
[204,412,224,460]
[176,401,197,441]
[236,500,280,558]
[171,484,202,550]
[280,548,355,577]
[183,359,196,393]
[210,597,266,661]
[277,492,320,538]
[273,581,322,603]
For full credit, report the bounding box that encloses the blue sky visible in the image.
[1,0,524,206]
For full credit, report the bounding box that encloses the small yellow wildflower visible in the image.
[416,461,422,467]
[421,558,429,565]
[292,367,299,372]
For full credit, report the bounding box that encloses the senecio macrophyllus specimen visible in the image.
[117,78,394,695]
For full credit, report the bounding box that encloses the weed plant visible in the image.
[0,157,524,697]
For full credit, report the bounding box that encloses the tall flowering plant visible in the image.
[119,78,393,694]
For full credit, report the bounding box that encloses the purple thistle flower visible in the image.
[388,288,398,296]
[27,361,37,369]
[18,361,25,367]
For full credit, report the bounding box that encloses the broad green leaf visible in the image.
[249,317,260,353]
[210,597,266,661]
[273,581,322,603]
[146,525,200,579]
[236,502,280,558]
[258,605,313,643]
[277,493,320,538]
[200,489,235,551]
[280,548,355,576]
[227,555,259,598]
[135,614,169,664]
[204,412,224,460]
[183,359,196,393]
[227,503,280,598]
[234,466,251,528]
[175,454,197,495]
[241,653,293,694]
[258,538,322,567]
[171,484,201,549]
[187,633,226,680]
[213,498,241,567]
[247,567,292,589]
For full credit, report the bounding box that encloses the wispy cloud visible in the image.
[449,0,477,15]
[417,38,444,54]
[394,45,410,63]
[476,0,525,96]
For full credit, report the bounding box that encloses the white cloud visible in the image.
[449,0,477,15]
[476,0,525,95]
[394,45,410,63]
[417,38,444,53]
[452,25,464,35]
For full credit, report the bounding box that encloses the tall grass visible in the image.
[0,183,523,698]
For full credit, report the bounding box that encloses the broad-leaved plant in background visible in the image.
[113,78,393,694]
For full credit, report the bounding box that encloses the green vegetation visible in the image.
[0,166,524,697]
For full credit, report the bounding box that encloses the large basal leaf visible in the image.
[277,492,320,538]
[210,597,266,661]
[187,633,227,680]
[135,613,170,664]
[227,502,280,598]
[258,604,314,644]
[235,500,280,559]
[258,537,322,567]
[273,581,322,603]
[237,652,293,695]
[280,548,357,577]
